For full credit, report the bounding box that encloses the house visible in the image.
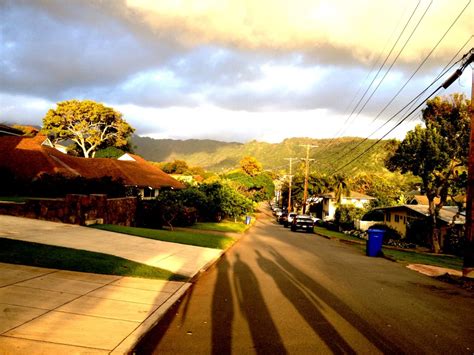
[310,191,376,220]
[376,205,465,247]
[0,135,184,199]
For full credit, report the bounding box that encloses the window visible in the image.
[394,215,400,223]
[385,212,391,222]
[143,187,154,198]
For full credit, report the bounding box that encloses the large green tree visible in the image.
[386,94,470,252]
[42,100,134,158]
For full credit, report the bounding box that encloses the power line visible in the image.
[352,0,433,120]
[332,36,472,160]
[329,85,443,175]
[330,48,474,175]
[318,1,422,153]
[325,1,471,164]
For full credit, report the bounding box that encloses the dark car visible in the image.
[277,212,288,224]
[291,215,314,233]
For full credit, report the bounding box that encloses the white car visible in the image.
[284,212,297,228]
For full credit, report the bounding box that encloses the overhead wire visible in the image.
[330,85,443,175]
[332,35,472,160]
[317,1,422,154]
[322,1,433,160]
[329,45,473,175]
[327,1,472,171]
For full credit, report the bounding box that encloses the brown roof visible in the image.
[0,135,184,189]
[0,124,23,136]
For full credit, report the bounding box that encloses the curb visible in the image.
[111,282,193,355]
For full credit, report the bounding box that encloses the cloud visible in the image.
[0,0,186,100]
[0,0,472,143]
[126,0,473,64]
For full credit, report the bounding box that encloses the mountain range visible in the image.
[132,135,398,174]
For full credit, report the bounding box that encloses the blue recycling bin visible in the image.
[366,229,385,257]
[245,216,251,225]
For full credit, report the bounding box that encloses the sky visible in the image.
[1,0,472,143]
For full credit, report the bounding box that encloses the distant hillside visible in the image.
[132,135,399,174]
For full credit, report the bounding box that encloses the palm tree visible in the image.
[332,174,350,204]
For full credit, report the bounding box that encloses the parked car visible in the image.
[274,208,284,218]
[291,215,315,233]
[277,212,288,224]
[284,212,297,228]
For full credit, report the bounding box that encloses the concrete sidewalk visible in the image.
[0,215,226,354]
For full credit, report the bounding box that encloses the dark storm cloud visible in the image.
[0,0,184,100]
[0,0,469,124]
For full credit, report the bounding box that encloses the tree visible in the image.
[386,94,470,253]
[331,174,350,204]
[225,171,275,202]
[240,156,263,177]
[42,100,134,158]
[161,160,190,174]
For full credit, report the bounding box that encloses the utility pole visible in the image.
[442,48,474,278]
[284,158,299,212]
[299,144,317,214]
[463,54,474,278]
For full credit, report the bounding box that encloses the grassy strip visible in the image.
[314,226,463,271]
[314,226,361,242]
[0,238,186,280]
[0,196,29,203]
[382,248,463,271]
[92,224,235,250]
[193,220,251,234]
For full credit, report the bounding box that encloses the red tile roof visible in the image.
[0,135,184,189]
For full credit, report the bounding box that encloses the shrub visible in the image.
[369,223,403,242]
[334,205,366,230]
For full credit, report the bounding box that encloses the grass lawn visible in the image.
[382,248,463,271]
[92,224,236,250]
[314,225,463,271]
[313,226,362,242]
[0,238,187,280]
[193,220,251,234]
[0,196,29,202]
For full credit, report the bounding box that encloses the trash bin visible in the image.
[245,216,251,225]
[366,229,385,257]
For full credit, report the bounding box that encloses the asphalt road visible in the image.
[137,209,474,354]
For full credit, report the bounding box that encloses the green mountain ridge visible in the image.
[132,135,399,174]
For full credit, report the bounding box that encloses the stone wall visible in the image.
[0,194,137,226]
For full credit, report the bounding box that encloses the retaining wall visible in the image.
[0,194,137,226]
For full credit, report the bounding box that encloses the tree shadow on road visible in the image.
[268,248,407,354]
[256,250,356,354]
[233,253,287,354]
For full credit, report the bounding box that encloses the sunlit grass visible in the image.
[193,220,251,234]
[0,238,186,280]
[92,224,236,249]
[0,196,29,202]
[314,226,463,271]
